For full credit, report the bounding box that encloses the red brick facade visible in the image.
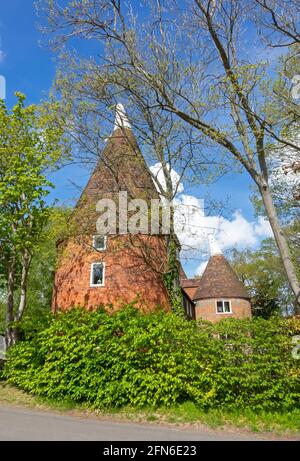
[195,298,252,322]
[52,234,171,312]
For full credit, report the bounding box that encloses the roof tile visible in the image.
[194,254,250,300]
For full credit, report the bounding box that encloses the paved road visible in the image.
[0,405,287,441]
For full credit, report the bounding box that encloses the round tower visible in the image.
[52,106,170,312]
[193,237,252,321]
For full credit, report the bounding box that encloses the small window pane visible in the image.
[217,301,224,313]
[224,301,231,312]
[91,263,104,286]
[93,235,106,250]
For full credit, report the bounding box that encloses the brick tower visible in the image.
[52,105,170,312]
[192,237,252,321]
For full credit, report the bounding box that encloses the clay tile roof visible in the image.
[73,127,160,234]
[194,254,250,300]
[79,127,159,205]
[179,264,187,279]
[180,278,201,289]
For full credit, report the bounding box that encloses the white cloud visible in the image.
[254,216,273,237]
[196,260,208,275]
[150,163,273,260]
[176,206,272,254]
[216,211,270,248]
[150,162,184,195]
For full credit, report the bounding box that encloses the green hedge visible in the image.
[3,306,300,411]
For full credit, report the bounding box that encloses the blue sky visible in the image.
[0,1,55,106]
[0,1,273,276]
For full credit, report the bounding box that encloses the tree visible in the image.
[0,93,68,346]
[39,0,300,311]
[0,206,71,338]
[254,0,300,47]
[25,207,72,308]
[231,220,300,317]
[231,241,289,318]
[249,45,300,223]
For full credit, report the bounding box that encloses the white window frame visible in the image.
[90,262,105,287]
[92,235,107,251]
[216,299,232,314]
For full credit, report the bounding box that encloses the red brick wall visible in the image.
[195,298,252,322]
[52,234,171,312]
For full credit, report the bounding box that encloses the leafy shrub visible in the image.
[205,316,300,411]
[3,306,300,411]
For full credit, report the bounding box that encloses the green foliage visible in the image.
[0,93,70,340]
[3,307,300,412]
[0,302,5,335]
[230,234,298,317]
[0,93,67,255]
[25,207,72,309]
[163,239,184,317]
[0,207,71,339]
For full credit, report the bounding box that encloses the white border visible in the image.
[216,299,232,314]
[92,235,107,251]
[90,262,105,287]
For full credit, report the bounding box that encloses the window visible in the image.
[90,262,105,287]
[93,235,106,251]
[216,300,232,314]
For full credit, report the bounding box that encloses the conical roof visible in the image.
[80,128,158,202]
[73,124,160,234]
[194,254,250,300]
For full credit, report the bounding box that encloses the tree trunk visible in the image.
[15,250,31,322]
[5,250,31,348]
[5,254,15,349]
[164,203,184,317]
[260,184,300,314]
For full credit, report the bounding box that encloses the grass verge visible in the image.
[0,382,299,436]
